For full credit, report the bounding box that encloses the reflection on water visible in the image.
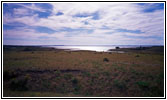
[44,45,139,52]
[64,46,113,52]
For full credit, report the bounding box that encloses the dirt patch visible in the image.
[14,69,83,75]
[60,69,82,73]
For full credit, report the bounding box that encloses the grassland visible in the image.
[3,45,164,97]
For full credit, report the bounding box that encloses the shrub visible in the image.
[3,70,18,81]
[102,71,110,76]
[103,58,109,62]
[115,47,120,49]
[54,70,61,77]
[135,55,140,57]
[42,79,51,89]
[56,83,66,93]
[64,73,73,80]
[74,84,81,92]
[71,78,78,85]
[116,66,125,72]
[9,77,28,91]
[83,71,91,77]
[113,73,118,77]
[23,48,32,51]
[149,86,163,96]
[136,81,149,90]
[114,80,127,90]
[3,70,11,81]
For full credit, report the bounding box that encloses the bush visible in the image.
[23,48,32,51]
[10,77,28,91]
[64,73,73,80]
[115,47,120,49]
[103,58,109,62]
[136,81,149,90]
[54,70,61,77]
[102,71,110,76]
[114,80,127,90]
[74,84,81,92]
[3,70,18,81]
[71,78,78,85]
[83,71,91,77]
[135,55,140,57]
[3,70,11,81]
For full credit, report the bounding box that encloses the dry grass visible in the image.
[3,46,164,97]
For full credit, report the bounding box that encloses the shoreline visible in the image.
[3,45,164,54]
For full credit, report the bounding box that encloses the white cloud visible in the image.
[3,3,164,45]
[13,8,29,15]
[16,3,46,12]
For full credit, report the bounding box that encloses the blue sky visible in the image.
[3,3,164,45]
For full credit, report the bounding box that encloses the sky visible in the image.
[3,2,164,45]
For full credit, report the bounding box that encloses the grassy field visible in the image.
[3,46,164,97]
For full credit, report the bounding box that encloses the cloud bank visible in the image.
[3,3,164,45]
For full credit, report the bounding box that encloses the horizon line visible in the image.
[3,44,164,46]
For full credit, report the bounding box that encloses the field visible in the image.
[3,46,164,97]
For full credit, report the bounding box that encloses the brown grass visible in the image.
[3,47,164,97]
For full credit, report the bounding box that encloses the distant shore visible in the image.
[3,45,164,54]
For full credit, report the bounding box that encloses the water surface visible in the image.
[43,45,148,52]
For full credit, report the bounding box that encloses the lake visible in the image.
[43,45,153,52]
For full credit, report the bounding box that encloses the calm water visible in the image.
[43,45,153,52]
